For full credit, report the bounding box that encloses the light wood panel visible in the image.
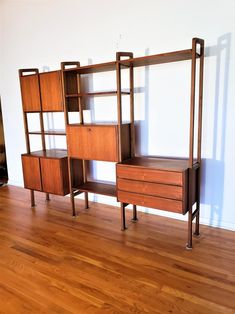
[0,185,235,314]
[40,158,69,196]
[21,156,42,191]
[39,71,63,112]
[20,74,41,112]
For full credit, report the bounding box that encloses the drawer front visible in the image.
[118,190,183,214]
[20,75,41,112]
[117,165,183,186]
[40,158,69,195]
[117,178,183,200]
[22,155,42,191]
[67,125,118,162]
[40,71,63,112]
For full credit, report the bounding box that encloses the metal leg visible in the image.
[186,207,193,250]
[71,191,76,217]
[84,192,89,209]
[194,202,200,237]
[131,205,138,222]
[121,203,127,231]
[30,190,35,207]
[46,193,50,201]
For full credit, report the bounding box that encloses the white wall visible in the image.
[1,0,235,231]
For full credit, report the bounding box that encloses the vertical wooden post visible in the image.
[61,62,80,216]
[187,38,197,249]
[195,39,204,236]
[77,73,89,209]
[19,68,40,207]
[116,53,123,163]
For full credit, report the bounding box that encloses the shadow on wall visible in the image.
[201,33,231,227]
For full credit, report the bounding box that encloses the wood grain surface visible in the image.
[0,185,234,314]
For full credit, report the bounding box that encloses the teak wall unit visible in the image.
[19,38,204,248]
[19,69,70,205]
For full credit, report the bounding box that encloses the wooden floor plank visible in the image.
[0,185,235,313]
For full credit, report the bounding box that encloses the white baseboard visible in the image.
[6,183,235,232]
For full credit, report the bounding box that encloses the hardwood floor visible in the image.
[0,185,234,314]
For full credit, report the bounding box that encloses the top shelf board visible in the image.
[63,49,200,74]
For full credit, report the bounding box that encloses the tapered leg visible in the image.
[121,203,127,231]
[30,190,35,207]
[131,205,138,222]
[84,192,89,209]
[186,207,193,250]
[46,193,50,201]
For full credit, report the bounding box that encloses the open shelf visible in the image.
[28,129,66,136]
[120,156,199,172]
[22,149,67,159]
[64,61,117,74]
[66,91,130,97]
[74,181,116,197]
[119,49,200,68]
[63,49,200,75]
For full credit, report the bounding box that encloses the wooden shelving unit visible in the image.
[116,38,204,249]
[19,68,70,205]
[61,53,135,216]
[19,37,204,248]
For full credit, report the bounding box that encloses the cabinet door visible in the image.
[20,75,41,112]
[39,71,63,112]
[40,158,69,195]
[21,155,42,190]
[67,125,119,162]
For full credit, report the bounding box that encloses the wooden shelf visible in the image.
[68,122,130,126]
[63,49,200,75]
[64,61,117,74]
[74,181,116,197]
[66,91,130,97]
[120,49,200,68]
[28,130,66,136]
[119,156,199,172]
[22,149,67,159]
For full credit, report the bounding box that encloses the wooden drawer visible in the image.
[20,74,41,112]
[39,71,63,112]
[118,190,183,213]
[117,178,183,200]
[22,155,42,191]
[117,165,183,186]
[67,124,130,162]
[40,158,69,195]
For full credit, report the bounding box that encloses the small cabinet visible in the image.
[66,124,131,162]
[21,150,70,196]
[39,71,63,112]
[20,74,41,112]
